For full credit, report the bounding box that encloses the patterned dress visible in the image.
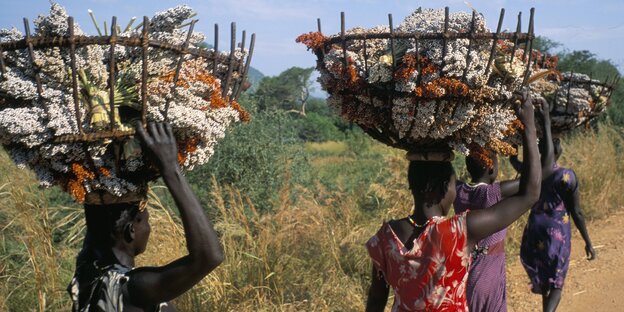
[520,165,576,293]
[454,181,508,312]
[366,213,471,312]
[69,264,167,312]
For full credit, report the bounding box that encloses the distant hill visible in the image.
[246,66,264,90]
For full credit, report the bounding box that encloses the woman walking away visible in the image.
[452,150,518,312]
[454,98,559,312]
[518,99,596,312]
[365,89,541,312]
[69,122,224,312]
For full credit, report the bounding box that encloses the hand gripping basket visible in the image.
[0,5,255,202]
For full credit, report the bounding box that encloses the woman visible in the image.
[452,151,520,312]
[365,90,541,312]
[452,99,560,311]
[69,122,224,311]
[517,99,596,312]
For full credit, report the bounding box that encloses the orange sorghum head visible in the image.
[296,32,328,51]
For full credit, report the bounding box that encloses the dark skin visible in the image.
[509,99,595,312]
[112,122,224,311]
[468,153,521,198]
[366,90,541,312]
[499,99,572,197]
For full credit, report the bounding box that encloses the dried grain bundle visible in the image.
[298,7,536,159]
[531,70,617,134]
[0,3,256,202]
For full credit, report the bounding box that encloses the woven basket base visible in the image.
[84,187,147,205]
[405,150,454,162]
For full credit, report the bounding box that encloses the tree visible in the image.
[253,67,314,114]
[532,36,562,54]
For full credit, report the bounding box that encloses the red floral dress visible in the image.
[366,213,470,312]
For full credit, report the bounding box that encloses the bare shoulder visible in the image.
[388,218,415,243]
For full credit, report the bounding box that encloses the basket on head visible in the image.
[528,53,619,135]
[298,7,536,159]
[548,73,617,134]
[0,4,256,202]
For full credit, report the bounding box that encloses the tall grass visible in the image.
[0,152,76,311]
[0,124,622,311]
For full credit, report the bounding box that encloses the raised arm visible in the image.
[500,179,520,198]
[501,98,555,198]
[538,97,556,178]
[509,154,523,173]
[126,122,224,307]
[466,90,541,245]
[563,174,595,260]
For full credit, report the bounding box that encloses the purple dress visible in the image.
[454,181,507,312]
[520,165,576,293]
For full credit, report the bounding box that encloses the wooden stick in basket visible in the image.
[440,7,449,74]
[222,22,236,98]
[109,16,117,131]
[389,13,396,71]
[22,18,43,97]
[0,44,6,79]
[141,16,149,126]
[510,12,521,68]
[212,23,219,74]
[234,33,256,100]
[165,19,197,121]
[231,30,246,98]
[521,8,536,86]
[462,11,477,81]
[485,9,505,77]
[68,17,83,135]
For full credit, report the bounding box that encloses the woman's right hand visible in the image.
[135,121,179,174]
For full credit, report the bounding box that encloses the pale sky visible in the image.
[1,0,623,76]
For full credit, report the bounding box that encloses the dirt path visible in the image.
[506,209,624,311]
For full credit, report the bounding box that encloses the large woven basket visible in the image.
[0,16,255,142]
[529,53,619,135]
[548,73,618,134]
[299,7,536,155]
[0,6,255,202]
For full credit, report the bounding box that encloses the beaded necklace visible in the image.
[407,215,430,228]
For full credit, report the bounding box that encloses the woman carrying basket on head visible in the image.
[365,90,541,312]
[69,122,223,312]
[512,98,596,312]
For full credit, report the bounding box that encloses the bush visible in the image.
[188,107,309,213]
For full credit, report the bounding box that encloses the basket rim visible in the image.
[0,35,235,64]
[323,31,534,47]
